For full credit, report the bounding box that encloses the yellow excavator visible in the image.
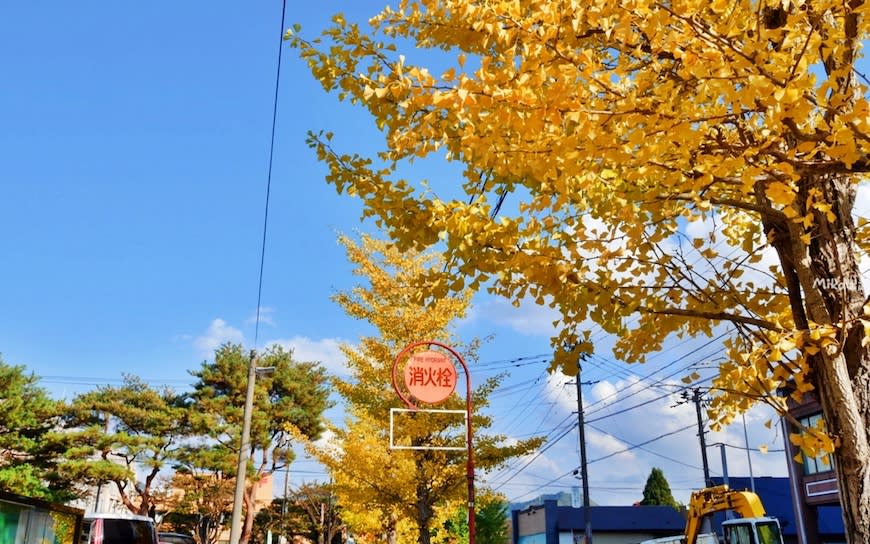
[641,485,785,544]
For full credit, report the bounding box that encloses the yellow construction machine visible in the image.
[641,485,785,544]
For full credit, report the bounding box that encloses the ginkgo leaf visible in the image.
[291,2,870,536]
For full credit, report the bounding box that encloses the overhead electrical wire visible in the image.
[483,336,724,491]
[488,421,699,499]
[486,412,576,483]
[251,0,288,350]
[582,332,731,415]
[584,373,716,424]
[587,422,703,471]
[587,423,696,465]
[489,422,578,492]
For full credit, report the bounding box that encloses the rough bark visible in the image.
[786,173,870,543]
[415,477,433,544]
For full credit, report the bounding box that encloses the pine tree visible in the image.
[188,344,331,544]
[0,358,72,501]
[64,376,190,515]
[639,468,679,510]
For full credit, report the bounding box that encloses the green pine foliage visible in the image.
[0,357,74,502]
[640,467,680,510]
[64,376,191,515]
[188,343,331,544]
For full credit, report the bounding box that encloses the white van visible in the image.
[81,513,158,544]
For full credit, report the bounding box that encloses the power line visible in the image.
[492,422,698,501]
[582,330,731,414]
[39,376,191,386]
[500,467,580,502]
[230,4,288,543]
[490,420,577,492]
[252,0,287,350]
[487,412,575,483]
[584,373,715,424]
[587,422,703,471]
[588,423,696,465]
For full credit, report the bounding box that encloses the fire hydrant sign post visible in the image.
[391,340,476,544]
[403,350,457,404]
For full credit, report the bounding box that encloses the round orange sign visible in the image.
[403,350,457,404]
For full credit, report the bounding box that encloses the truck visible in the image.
[79,513,158,544]
[641,485,785,544]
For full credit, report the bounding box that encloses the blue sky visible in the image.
[1,1,802,506]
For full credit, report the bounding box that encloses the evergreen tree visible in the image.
[64,376,190,515]
[188,344,331,544]
[640,468,679,509]
[0,357,73,501]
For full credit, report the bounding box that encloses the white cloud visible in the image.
[586,428,637,463]
[524,370,790,506]
[467,296,560,337]
[194,318,244,355]
[268,336,350,376]
[246,306,276,327]
[311,428,341,456]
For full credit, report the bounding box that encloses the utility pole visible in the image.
[229,350,259,544]
[574,354,592,544]
[690,388,711,487]
[741,413,756,493]
[282,461,290,517]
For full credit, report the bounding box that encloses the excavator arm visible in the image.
[684,485,767,544]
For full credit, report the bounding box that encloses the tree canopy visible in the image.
[290,0,870,540]
[639,467,680,510]
[0,358,72,502]
[252,482,343,544]
[189,343,331,544]
[64,376,189,515]
[310,235,542,544]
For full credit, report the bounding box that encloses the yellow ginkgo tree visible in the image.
[290,0,870,539]
[310,235,542,544]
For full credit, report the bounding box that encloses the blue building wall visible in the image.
[709,476,845,543]
[512,499,685,544]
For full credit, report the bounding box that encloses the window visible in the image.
[798,414,834,475]
[755,522,783,544]
[723,524,752,544]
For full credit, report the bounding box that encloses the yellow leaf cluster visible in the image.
[789,417,837,463]
[291,0,869,463]
[302,235,541,542]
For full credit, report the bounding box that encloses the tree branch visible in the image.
[641,306,783,331]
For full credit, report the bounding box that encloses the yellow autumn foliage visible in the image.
[290,1,870,537]
[304,236,541,544]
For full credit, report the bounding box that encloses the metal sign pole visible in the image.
[392,341,476,544]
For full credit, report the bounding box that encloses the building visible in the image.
[1,490,85,544]
[708,476,803,544]
[511,500,685,544]
[782,395,846,544]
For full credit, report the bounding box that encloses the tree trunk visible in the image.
[415,479,433,544]
[240,482,255,544]
[385,512,398,544]
[784,173,870,543]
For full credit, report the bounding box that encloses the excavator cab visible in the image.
[721,516,784,544]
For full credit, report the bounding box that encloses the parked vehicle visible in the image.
[158,532,196,544]
[640,485,784,544]
[80,513,157,544]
